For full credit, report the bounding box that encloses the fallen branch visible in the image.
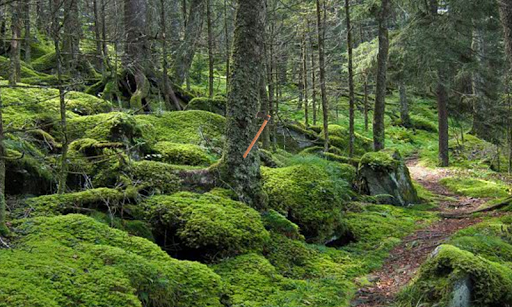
[0,237,10,249]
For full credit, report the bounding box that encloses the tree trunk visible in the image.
[297,40,304,110]
[0,86,8,236]
[36,0,44,31]
[62,0,80,72]
[101,0,108,69]
[9,0,22,85]
[260,69,270,149]
[316,0,329,152]
[399,81,411,128]
[470,26,488,139]
[308,20,317,126]
[345,0,355,157]
[173,0,206,85]
[437,78,449,167]
[93,0,103,71]
[207,0,214,97]
[302,33,309,127]
[364,75,369,131]
[23,0,31,63]
[373,0,390,151]
[224,0,231,92]
[218,0,267,209]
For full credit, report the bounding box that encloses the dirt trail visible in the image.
[350,159,489,307]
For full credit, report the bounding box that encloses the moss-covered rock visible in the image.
[410,115,438,133]
[261,160,352,243]
[153,141,213,166]
[0,214,224,306]
[276,123,321,153]
[323,125,372,156]
[135,110,225,150]
[124,160,182,195]
[357,150,420,206]
[187,97,227,116]
[66,112,141,142]
[261,210,303,240]
[143,192,269,260]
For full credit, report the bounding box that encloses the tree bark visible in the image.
[93,0,103,71]
[218,0,267,209]
[316,0,329,152]
[399,81,411,128]
[207,0,214,97]
[9,0,22,85]
[308,20,317,126]
[173,0,206,85]
[364,75,369,131]
[0,86,8,236]
[302,33,309,127]
[373,0,390,151]
[62,0,80,72]
[23,0,31,63]
[224,0,231,92]
[437,78,449,167]
[470,26,488,139]
[345,0,355,157]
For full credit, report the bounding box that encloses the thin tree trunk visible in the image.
[364,75,369,131]
[302,33,309,127]
[224,0,230,91]
[308,20,317,126]
[62,0,80,72]
[101,0,108,69]
[9,0,22,85]
[373,0,390,151]
[437,78,449,167]
[219,0,266,208]
[297,39,304,110]
[260,69,270,149]
[316,0,329,152]
[0,85,8,236]
[93,0,103,71]
[207,0,214,97]
[23,0,31,63]
[345,0,355,157]
[399,81,411,128]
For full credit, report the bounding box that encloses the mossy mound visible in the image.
[135,110,225,149]
[66,112,141,142]
[0,214,224,306]
[124,160,182,195]
[439,177,511,198]
[300,146,360,167]
[261,210,303,240]
[261,159,352,243]
[322,125,372,156]
[187,97,227,115]
[153,141,213,166]
[410,115,438,132]
[0,56,58,85]
[143,192,269,260]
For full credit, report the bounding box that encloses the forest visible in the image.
[1,0,512,306]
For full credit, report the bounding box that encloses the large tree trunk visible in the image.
[364,74,369,131]
[0,86,8,236]
[93,0,103,72]
[437,78,449,167]
[224,0,231,91]
[345,0,355,157]
[9,0,22,85]
[218,0,267,209]
[316,0,329,152]
[173,0,206,85]
[500,0,512,67]
[373,0,390,151]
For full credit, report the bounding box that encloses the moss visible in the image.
[123,160,182,195]
[65,91,112,115]
[31,51,57,72]
[259,149,285,168]
[322,125,372,156]
[153,141,213,166]
[359,150,399,170]
[261,210,303,240]
[129,75,150,112]
[0,214,224,307]
[207,187,239,200]
[398,245,512,306]
[439,177,510,198]
[261,159,352,243]
[187,97,227,115]
[23,188,134,217]
[410,114,438,133]
[143,192,269,260]
[135,110,225,149]
[66,112,141,142]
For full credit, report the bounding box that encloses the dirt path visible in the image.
[350,159,489,307]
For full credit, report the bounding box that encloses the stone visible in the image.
[449,275,472,307]
[357,150,420,206]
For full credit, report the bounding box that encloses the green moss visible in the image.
[144,192,269,259]
[322,125,372,156]
[262,158,352,243]
[0,214,224,306]
[187,97,227,115]
[261,210,303,240]
[410,115,438,132]
[66,112,141,142]
[31,51,56,72]
[124,160,182,195]
[359,150,399,170]
[439,177,510,198]
[153,141,213,166]
[398,245,512,306]
[135,111,225,149]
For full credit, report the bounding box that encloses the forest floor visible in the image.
[350,158,498,307]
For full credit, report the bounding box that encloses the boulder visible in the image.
[357,150,420,206]
[449,275,472,307]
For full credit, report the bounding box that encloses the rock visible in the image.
[357,150,420,206]
[449,275,472,307]
[276,123,320,153]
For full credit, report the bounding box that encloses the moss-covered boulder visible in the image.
[66,112,141,143]
[0,214,224,306]
[398,245,512,306]
[323,125,372,156]
[262,160,353,243]
[187,97,227,116]
[276,123,321,153]
[357,150,419,206]
[153,141,213,166]
[135,110,225,150]
[261,210,303,240]
[143,192,269,260]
